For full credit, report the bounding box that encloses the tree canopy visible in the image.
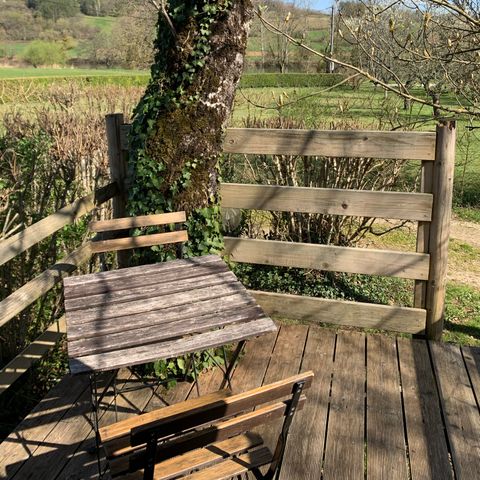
[27,0,80,20]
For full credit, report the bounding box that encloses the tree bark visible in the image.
[128,0,253,257]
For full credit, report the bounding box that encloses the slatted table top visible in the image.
[63,254,277,375]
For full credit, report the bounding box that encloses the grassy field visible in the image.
[0,67,147,79]
[82,15,117,32]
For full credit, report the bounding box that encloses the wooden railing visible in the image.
[0,114,455,396]
[0,183,120,395]
[119,118,455,340]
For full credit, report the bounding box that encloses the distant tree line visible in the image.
[25,0,124,20]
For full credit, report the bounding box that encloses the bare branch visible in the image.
[257,9,479,117]
[148,0,176,38]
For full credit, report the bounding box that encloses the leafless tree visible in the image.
[258,0,480,116]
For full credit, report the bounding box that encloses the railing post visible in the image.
[425,121,456,340]
[414,161,433,313]
[105,113,130,268]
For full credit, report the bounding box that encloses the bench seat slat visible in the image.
[101,372,312,446]
[126,398,305,474]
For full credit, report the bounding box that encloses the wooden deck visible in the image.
[1,324,479,479]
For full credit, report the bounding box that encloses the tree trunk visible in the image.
[128,0,253,257]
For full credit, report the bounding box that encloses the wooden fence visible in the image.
[0,113,455,396]
[218,125,456,340]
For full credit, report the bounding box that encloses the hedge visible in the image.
[239,73,347,88]
[1,72,347,93]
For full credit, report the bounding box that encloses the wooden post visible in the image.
[414,161,433,311]
[425,121,456,340]
[105,113,130,268]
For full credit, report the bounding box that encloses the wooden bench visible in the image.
[99,371,313,480]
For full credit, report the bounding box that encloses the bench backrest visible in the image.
[89,211,188,254]
[99,371,313,477]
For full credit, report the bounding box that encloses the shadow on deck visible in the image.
[1,324,479,479]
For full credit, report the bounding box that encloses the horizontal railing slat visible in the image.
[90,230,188,253]
[251,291,425,334]
[119,125,436,160]
[89,211,186,232]
[0,182,118,267]
[221,184,433,221]
[0,244,92,329]
[224,237,430,280]
[0,316,66,395]
[223,128,436,160]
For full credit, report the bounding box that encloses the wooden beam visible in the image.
[118,125,436,160]
[425,122,456,340]
[223,128,436,160]
[89,211,186,232]
[221,184,433,221]
[90,230,188,253]
[0,243,92,329]
[0,317,66,395]
[224,237,430,280]
[251,291,426,334]
[414,161,434,313]
[0,182,117,267]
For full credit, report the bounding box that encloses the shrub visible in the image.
[22,40,67,67]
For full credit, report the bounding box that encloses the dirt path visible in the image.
[362,217,480,289]
[450,217,480,249]
[448,217,480,289]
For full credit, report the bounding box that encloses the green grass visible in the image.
[454,206,480,223]
[443,283,480,346]
[0,67,148,79]
[0,41,29,57]
[81,15,117,32]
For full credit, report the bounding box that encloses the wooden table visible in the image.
[63,254,277,376]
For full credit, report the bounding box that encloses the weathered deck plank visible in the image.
[1,326,480,480]
[462,345,480,412]
[280,327,336,480]
[322,332,365,480]
[430,342,480,479]
[257,325,309,453]
[0,374,89,479]
[366,335,408,480]
[397,338,453,480]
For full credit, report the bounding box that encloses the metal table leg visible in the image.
[88,369,118,478]
[220,340,246,390]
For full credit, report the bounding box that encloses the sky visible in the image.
[306,0,334,13]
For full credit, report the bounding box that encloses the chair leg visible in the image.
[88,370,119,479]
[264,380,306,480]
[89,373,103,478]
